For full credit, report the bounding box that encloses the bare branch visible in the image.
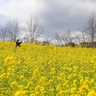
[26,15,44,43]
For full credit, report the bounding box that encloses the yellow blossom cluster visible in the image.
[0,41,96,96]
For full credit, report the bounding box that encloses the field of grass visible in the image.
[0,42,96,96]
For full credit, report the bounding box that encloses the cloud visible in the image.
[0,0,96,39]
[0,0,46,22]
[40,0,96,35]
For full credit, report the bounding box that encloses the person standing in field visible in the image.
[16,39,22,47]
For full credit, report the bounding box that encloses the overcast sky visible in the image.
[0,0,96,40]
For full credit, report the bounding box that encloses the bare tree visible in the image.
[61,30,75,45]
[6,20,21,41]
[65,29,74,43]
[80,30,90,42]
[26,15,44,43]
[81,31,86,42]
[22,27,30,42]
[0,26,7,41]
[54,30,82,46]
[54,30,75,46]
[54,32,62,45]
[85,12,96,47]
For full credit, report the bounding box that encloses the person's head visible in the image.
[17,39,19,41]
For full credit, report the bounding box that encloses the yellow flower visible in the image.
[30,94,35,96]
[14,91,26,96]
[4,56,16,66]
[35,85,44,95]
[33,69,40,76]
[90,79,94,84]
[60,90,65,95]
[91,56,96,64]
[0,94,3,96]
[87,90,96,96]
[49,79,53,83]
[10,81,18,90]
[1,42,96,95]
[80,79,84,84]
[39,77,46,84]
[71,87,77,93]
[0,73,6,81]
[74,93,81,96]
[25,81,33,89]
[79,86,87,95]
[19,75,24,80]
[50,68,56,74]
[56,84,62,91]
[18,85,24,90]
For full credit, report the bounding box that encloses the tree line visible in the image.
[54,12,96,48]
[0,15,44,43]
[0,12,96,48]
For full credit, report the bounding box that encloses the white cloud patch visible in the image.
[0,0,46,22]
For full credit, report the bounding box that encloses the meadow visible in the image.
[0,42,96,96]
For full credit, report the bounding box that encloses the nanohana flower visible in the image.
[4,56,16,66]
[87,90,96,96]
[35,85,44,95]
[1,42,96,96]
[14,91,26,96]
[91,56,96,64]
[39,77,46,84]
[33,69,40,76]
[71,87,77,93]
[30,94,35,96]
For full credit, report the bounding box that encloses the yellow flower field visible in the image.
[0,42,96,96]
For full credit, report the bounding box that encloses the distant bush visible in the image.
[42,40,50,45]
[79,42,96,48]
[65,42,77,47]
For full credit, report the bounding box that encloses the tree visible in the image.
[85,12,96,48]
[54,30,75,46]
[54,32,62,45]
[61,30,75,45]
[0,26,7,41]
[6,20,21,41]
[26,15,44,43]
[22,27,30,42]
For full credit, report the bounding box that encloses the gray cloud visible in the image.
[0,0,96,40]
[40,0,96,35]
